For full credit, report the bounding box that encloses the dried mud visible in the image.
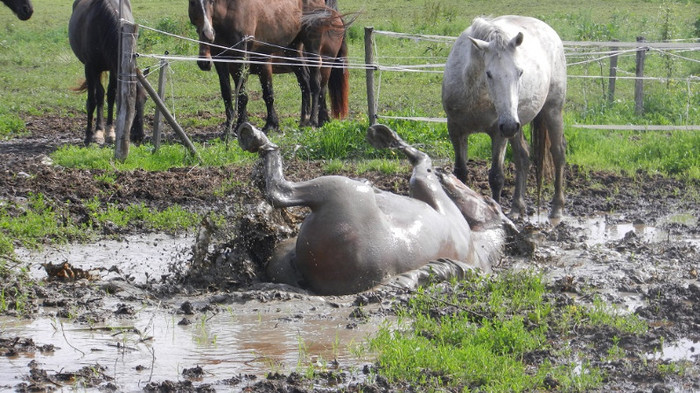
[1,115,699,392]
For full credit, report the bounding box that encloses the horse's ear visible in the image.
[510,32,524,48]
[469,36,489,51]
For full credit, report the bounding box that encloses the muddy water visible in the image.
[2,212,698,390]
[0,297,383,391]
[3,234,384,391]
[0,298,379,391]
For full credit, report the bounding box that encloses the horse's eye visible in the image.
[518,69,523,77]
[486,71,492,79]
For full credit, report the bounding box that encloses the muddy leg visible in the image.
[367,124,461,216]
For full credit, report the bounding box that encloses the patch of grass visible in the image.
[0,193,88,254]
[368,271,648,392]
[85,197,202,232]
[0,193,202,258]
[50,139,253,171]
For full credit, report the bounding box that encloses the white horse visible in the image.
[442,15,567,218]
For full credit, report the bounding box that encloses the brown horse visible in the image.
[2,0,32,20]
[69,0,147,145]
[188,0,348,133]
[238,122,514,295]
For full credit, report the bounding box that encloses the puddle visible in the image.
[16,233,194,284]
[530,212,700,247]
[0,300,382,391]
[646,338,699,362]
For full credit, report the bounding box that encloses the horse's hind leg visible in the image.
[367,124,460,216]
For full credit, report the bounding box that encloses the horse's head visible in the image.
[470,31,524,138]
[3,0,33,20]
[188,0,215,70]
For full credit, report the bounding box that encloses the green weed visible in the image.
[367,271,649,391]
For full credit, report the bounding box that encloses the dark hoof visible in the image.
[366,124,401,150]
[237,122,277,153]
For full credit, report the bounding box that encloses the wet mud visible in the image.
[1,115,699,392]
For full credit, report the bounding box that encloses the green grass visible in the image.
[0,192,202,255]
[50,138,254,170]
[368,271,648,392]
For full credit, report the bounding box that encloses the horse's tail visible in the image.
[329,31,349,119]
[531,113,553,211]
[71,79,89,93]
[71,72,108,93]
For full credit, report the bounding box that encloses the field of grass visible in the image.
[1,0,698,178]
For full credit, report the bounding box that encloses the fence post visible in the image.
[114,13,137,161]
[136,69,202,164]
[635,36,647,115]
[364,26,377,125]
[152,54,169,152]
[607,39,619,104]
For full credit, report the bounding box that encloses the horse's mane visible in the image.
[469,17,510,49]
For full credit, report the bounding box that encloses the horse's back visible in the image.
[69,0,133,68]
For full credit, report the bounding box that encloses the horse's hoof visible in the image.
[237,122,277,153]
[105,127,116,144]
[366,124,401,149]
[549,206,564,220]
[93,129,105,145]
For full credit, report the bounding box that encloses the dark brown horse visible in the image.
[69,0,147,145]
[188,0,348,133]
[2,0,32,20]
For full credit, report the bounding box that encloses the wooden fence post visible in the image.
[607,39,619,104]
[152,54,169,151]
[136,69,202,164]
[635,36,647,115]
[114,16,137,161]
[364,26,377,126]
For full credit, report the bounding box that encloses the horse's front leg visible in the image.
[488,131,508,206]
[230,63,250,134]
[317,66,331,126]
[307,55,322,127]
[509,129,530,218]
[105,72,117,144]
[448,120,469,183]
[543,108,566,218]
[84,67,104,145]
[214,61,235,137]
[257,63,279,132]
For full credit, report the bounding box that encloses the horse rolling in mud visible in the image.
[69,0,147,145]
[237,122,516,295]
[442,15,567,218]
[2,0,32,20]
[188,0,348,133]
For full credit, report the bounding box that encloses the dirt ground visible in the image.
[1,114,699,392]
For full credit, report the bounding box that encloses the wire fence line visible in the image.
[128,20,698,131]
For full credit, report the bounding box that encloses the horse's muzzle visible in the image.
[197,59,212,71]
[16,5,33,20]
[499,120,521,138]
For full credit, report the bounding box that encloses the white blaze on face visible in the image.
[199,0,215,42]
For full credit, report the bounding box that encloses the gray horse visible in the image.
[238,122,515,295]
[442,15,567,218]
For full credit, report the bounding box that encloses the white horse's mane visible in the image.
[469,17,510,49]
